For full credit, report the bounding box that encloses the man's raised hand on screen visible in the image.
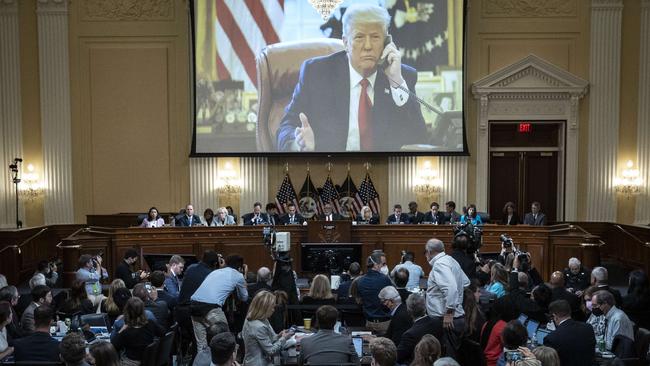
[294,113,315,151]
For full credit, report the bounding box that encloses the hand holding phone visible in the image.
[378,35,404,88]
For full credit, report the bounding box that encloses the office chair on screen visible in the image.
[255,38,345,151]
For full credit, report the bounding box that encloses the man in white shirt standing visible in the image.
[424,238,469,359]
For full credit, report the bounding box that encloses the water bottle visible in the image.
[597,335,606,353]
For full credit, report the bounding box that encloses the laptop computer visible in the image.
[517,313,529,325]
[526,319,540,340]
[535,328,552,344]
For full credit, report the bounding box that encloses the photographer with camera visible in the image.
[115,249,148,289]
[36,260,59,288]
[75,253,108,307]
[190,254,249,352]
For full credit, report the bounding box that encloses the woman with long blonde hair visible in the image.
[242,291,293,365]
[101,279,126,322]
[302,274,335,304]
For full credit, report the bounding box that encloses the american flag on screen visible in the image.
[357,172,381,215]
[320,175,341,214]
[215,0,284,90]
[274,173,299,214]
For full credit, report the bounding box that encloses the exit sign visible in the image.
[519,123,532,133]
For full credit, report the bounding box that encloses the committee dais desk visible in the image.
[58,223,602,287]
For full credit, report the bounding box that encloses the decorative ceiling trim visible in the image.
[482,0,578,18]
[81,0,173,21]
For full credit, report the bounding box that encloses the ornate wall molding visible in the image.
[635,0,650,224]
[81,0,173,21]
[36,0,68,14]
[585,0,622,221]
[0,0,24,228]
[472,54,588,220]
[483,0,577,17]
[38,0,74,224]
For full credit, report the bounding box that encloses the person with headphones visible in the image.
[355,251,393,335]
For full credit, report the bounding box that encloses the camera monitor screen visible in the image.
[191,0,467,155]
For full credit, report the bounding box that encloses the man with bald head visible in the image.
[424,238,469,359]
[549,270,581,319]
[248,267,272,296]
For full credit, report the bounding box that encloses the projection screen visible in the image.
[191,0,466,155]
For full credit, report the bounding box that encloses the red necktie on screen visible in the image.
[358,79,372,150]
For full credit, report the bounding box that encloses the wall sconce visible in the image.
[19,164,44,201]
[216,161,242,194]
[614,160,642,198]
[413,161,442,196]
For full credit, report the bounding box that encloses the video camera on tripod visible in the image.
[262,227,291,260]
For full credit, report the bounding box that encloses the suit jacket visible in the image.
[385,303,413,347]
[396,316,443,364]
[277,51,427,152]
[12,331,61,362]
[523,212,546,225]
[408,211,425,225]
[298,329,359,366]
[543,319,595,366]
[242,212,270,226]
[422,211,446,224]
[242,319,285,366]
[501,213,520,225]
[356,214,379,224]
[279,213,305,225]
[20,302,37,333]
[164,273,181,297]
[318,212,343,221]
[156,289,177,310]
[176,214,202,227]
[386,214,411,224]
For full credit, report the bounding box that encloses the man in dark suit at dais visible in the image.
[276,3,427,152]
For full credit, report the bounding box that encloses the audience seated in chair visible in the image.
[13,304,60,363]
[298,305,359,366]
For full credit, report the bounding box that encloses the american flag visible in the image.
[339,173,362,217]
[357,172,381,214]
[320,175,341,214]
[274,173,299,214]
[215,0,284,90]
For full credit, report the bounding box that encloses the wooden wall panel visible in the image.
[88,45,172,213]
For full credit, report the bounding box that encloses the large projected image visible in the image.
[192,0,465,154]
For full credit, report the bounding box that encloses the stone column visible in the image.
[585,0,623,221]
[240,157,268,220]
[189,158,219,213]
[388,156,416,208]
[0,0,24,228]
[635,0,650,224]
[38,0,74,224]
[440,156,468,209]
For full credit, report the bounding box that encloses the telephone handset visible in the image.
[378,35,393,68]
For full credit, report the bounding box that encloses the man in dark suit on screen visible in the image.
[276,3,427,152]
